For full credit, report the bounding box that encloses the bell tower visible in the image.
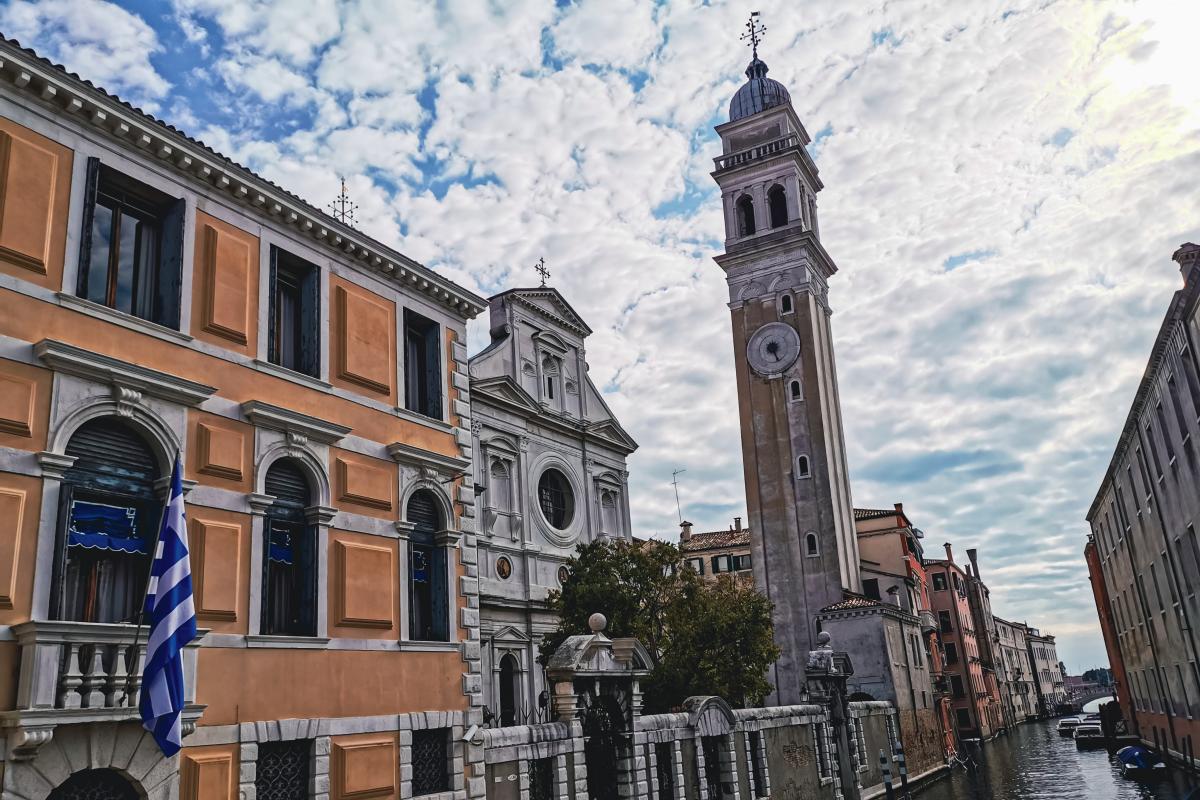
[712,20,860,705]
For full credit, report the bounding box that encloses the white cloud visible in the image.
[17,0,1200,672]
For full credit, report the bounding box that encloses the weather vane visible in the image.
[328,177,358,226]
[741,11,766,59]
[534,257,550,287]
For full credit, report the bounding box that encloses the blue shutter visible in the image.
[155,197,185,329]
[300,264,321,378]
[423,323,442,419]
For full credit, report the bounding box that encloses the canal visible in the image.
[915,720,1200,800]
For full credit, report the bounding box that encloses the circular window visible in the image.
[558,565,571,585]
[496,556,512,580]
[537,468,575,530]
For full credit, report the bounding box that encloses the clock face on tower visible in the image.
[746,322,801,377]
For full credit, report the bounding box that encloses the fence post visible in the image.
[880,750,895,800]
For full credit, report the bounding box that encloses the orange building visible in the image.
[1084,537,1133,725]
[926,546,992,742]
[0,39,490,800]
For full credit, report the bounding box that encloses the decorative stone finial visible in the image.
[588,613,607,633]
[816,631,831,647]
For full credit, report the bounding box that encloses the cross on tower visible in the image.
[740,11,766,59]
[534,257,550,287]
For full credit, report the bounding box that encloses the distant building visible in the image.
[963,549,1006,734]
[678,518,754,581]
[993,617,1039,723]
[926,546,993,740]
[1026,627,1065,715]
[1085,242,1200,766]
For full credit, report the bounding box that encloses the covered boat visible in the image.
[1074,723,1105,749]
[1057,716,1082,737]
[1116,745,1168,779]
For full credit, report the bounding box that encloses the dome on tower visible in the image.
[728,58,791,122]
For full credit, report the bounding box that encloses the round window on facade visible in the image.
[496,556,513,580]
[537,468,575,530]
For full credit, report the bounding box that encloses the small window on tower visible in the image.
[780,293,793,314]
[768,184,788,228]
[797,454,810,478]
[736,195,756,237]
[789,380,802,401]
[805,532,819,557]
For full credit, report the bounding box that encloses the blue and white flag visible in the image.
[139,456,197,756]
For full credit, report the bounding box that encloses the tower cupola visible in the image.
[729,57,792,122]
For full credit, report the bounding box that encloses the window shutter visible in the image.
[155,197,185,329]
[300,265,321,378]
[431,545,449,642]
[49,483,75,620]
[64,419,159,496]
[407,491,440,542]
[298,524,318,635]
[423,323,442,419]
[76,157,101,296]
[267,247,279,364]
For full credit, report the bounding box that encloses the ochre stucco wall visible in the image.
[0,116,73,291]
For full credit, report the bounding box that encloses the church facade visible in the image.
[468,288,637,726]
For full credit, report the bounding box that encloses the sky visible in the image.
[4,0,1199,672]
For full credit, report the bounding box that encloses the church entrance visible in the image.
[49,769,140,800]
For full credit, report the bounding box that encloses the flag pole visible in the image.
[119,450,180,706]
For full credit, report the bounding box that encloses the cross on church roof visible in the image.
[534,257,550,287]
[740,11,766,59]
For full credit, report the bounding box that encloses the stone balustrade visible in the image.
[713,133,801,172]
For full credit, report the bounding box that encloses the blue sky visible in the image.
[5,0,1200,671]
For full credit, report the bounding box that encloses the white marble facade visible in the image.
[469,287,636,726]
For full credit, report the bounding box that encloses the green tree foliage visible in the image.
[542,538,780,712]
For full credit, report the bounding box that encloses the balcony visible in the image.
[713,133,801,172]
[919,609,938,634]
[0,621,206,759]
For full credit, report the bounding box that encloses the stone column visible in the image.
[806,632,861,800]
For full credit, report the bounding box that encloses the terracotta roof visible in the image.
[681,528,752,552]
[821,592,884,612]
[854,508,897,521]
[0,36,485,316]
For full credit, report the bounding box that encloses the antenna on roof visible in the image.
[671,468,687,523]
[740,11,766,59]
[328,177,358,227]
[534,257,550,287]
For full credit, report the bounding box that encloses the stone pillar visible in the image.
[806,632,861,800]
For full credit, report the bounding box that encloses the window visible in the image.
[780,292,793,314]
[711,555,731,573]
[863,578,880,600]
[537,468,575,529]
[263,459,317,636]
[789,380,802,401]
[255,740,311,800]
[267,247,320,377]
[951,676,965,699]
[796,455,810,478]
[542,355,560,403]
[768,184,788,228]
[933,573,947,592]
[1179,346,1200,419]
[1146,422,1165,479]
[804,532,819,557]
[404,309,443,419]
[411,729,450,795]
[736,195,756,236]
[1157,402,1176,463]
[686,558,705,575]
[945,642,959,665]
[77,160,184,328]
[655,742,675,800]
[54,419,161,623]
[408,490,449,642]
[939,610,953,633]
[733,553,753,571]
[499,653,520,726]
[747,731,765,797]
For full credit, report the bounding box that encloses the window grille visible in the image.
[655,742,674,800]
[701,736,722,799]
[528,757,554,800]
[747,732,765,796]
[255,740,311,800]
[48,769,140,800]
[412,729,450,795]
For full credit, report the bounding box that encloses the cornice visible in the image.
[0,39,486,320]
[34,339,216,406]
[387,441,471,478]
[240,400,351,445]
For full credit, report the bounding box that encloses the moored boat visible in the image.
[1057,716,1082,737]
[1116,745,1168,779]
[1074,723,1105,749]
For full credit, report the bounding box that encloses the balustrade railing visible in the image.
[713,133,800,171]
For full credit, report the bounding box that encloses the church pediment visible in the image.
[502,288,592,338]
[586,420,638,453]
[491,625,531,644]
[471,375,542,414]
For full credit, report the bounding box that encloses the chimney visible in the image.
[734,516,743,531]
[967,548,981,582]
[1174,242,1200,284]
[680,521,693,542]
[943,542,954,563]
[893,502,904,525]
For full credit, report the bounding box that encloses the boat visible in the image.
[1057,717,1082,737]
[1073,723,1105,749]
[1116,745,1168,779]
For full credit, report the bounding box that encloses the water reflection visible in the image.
[916,721,1199,800]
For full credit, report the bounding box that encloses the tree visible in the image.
[542,539,780,712]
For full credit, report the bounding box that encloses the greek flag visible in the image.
[139,456,196,756]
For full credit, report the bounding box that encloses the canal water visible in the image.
[915,720,1200,800]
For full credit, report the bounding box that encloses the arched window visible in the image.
[499,653,520,726]
[780,293,793,314]
[808,198,818,235]
[768,184,788,228]
[797,455,811,478]
[789,380,803,401]
[408,490,449,642]
[56,418,162,623]
[488,458,512,512]
[263,458,316,636]
[49,768,140,800]
[736,195,756,237]
[805,532,820,557]
[542,356,560,403]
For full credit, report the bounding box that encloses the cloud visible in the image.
[19,0,1200,673]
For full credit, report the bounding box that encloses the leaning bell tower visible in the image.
[711,17,860,705]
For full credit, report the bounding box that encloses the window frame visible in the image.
[403,309,444,420]
[267,246,321,379]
